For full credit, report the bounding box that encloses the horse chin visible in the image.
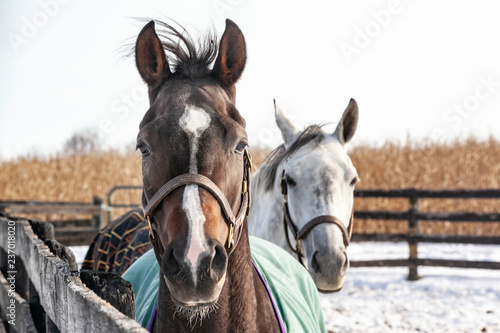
[317,284,344,294]
[309,273,345,293]
[164,273,225,318]
[168,293,220,309]
[170,299,220,327]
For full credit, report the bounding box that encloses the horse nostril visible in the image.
[210,243,227,280]
[311,251,321,273]
[311,248,349,277]
[340,250,349,276]
[163,246,181,279]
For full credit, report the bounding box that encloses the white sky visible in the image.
[1,0,500,160]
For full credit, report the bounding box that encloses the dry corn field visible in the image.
[1,138,499,236]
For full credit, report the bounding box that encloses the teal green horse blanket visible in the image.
[123,236,325,333]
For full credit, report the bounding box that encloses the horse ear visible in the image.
[274,100,299,148]
[135,21,171,87]
[334,98,358,144]
[212,19,247,90]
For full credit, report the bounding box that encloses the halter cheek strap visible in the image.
[142,149,252,264]
[280,170,354,265]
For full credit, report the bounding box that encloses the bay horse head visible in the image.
[135,19,249,316]
[250,99,359,292]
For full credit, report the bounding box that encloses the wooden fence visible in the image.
[105,186,500,280]
[1,187,499,281]
[0,187,144,246]
[0,198,105,246]
[351,189,500,280]
[0,216,146,333]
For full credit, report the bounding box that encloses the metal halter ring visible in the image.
[147,216,154,240]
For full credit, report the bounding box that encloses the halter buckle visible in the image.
[227,223,234,249]
[296,238,302,254]
[147,216,154,240]
[242,180,247,194]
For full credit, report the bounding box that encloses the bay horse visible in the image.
[249,99,359,293]
[83,19,324,332]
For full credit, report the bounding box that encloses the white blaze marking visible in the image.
[179,105,211,173]
[183,185,206,284]
[179,105,211,284]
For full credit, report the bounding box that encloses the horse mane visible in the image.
[134,19,219,79]
[255,125,326,192]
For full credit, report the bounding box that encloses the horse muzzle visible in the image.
[308,244,349,292]
[162,237,228,306]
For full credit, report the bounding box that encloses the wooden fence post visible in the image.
[408,196,419,280]
[92,196,104,229]
[0,218,148,333]
[79,271,135,319]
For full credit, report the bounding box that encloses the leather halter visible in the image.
[280,170,354,265]
[142,149,253,264]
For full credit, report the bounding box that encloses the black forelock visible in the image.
[153,20,218,79]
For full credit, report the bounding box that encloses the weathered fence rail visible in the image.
[0,200,103,217]
[0,217,147,333]
[352,188,500,280]
[0,199,105,246]
[0,186,145,246]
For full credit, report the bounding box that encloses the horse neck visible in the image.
[154,223,280,333]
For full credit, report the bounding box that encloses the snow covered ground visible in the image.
[70,242,500,333]
[321,242,500,333]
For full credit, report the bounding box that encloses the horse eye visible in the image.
[234,140,248,154]
[350,177,358,187]
[284,175,296,186]
[136,143,151,157]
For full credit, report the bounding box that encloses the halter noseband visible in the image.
[142,149,252,264]
[280,170,353,265]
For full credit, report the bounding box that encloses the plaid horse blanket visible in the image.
[82,209,152,275]
[122,236,325,333]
